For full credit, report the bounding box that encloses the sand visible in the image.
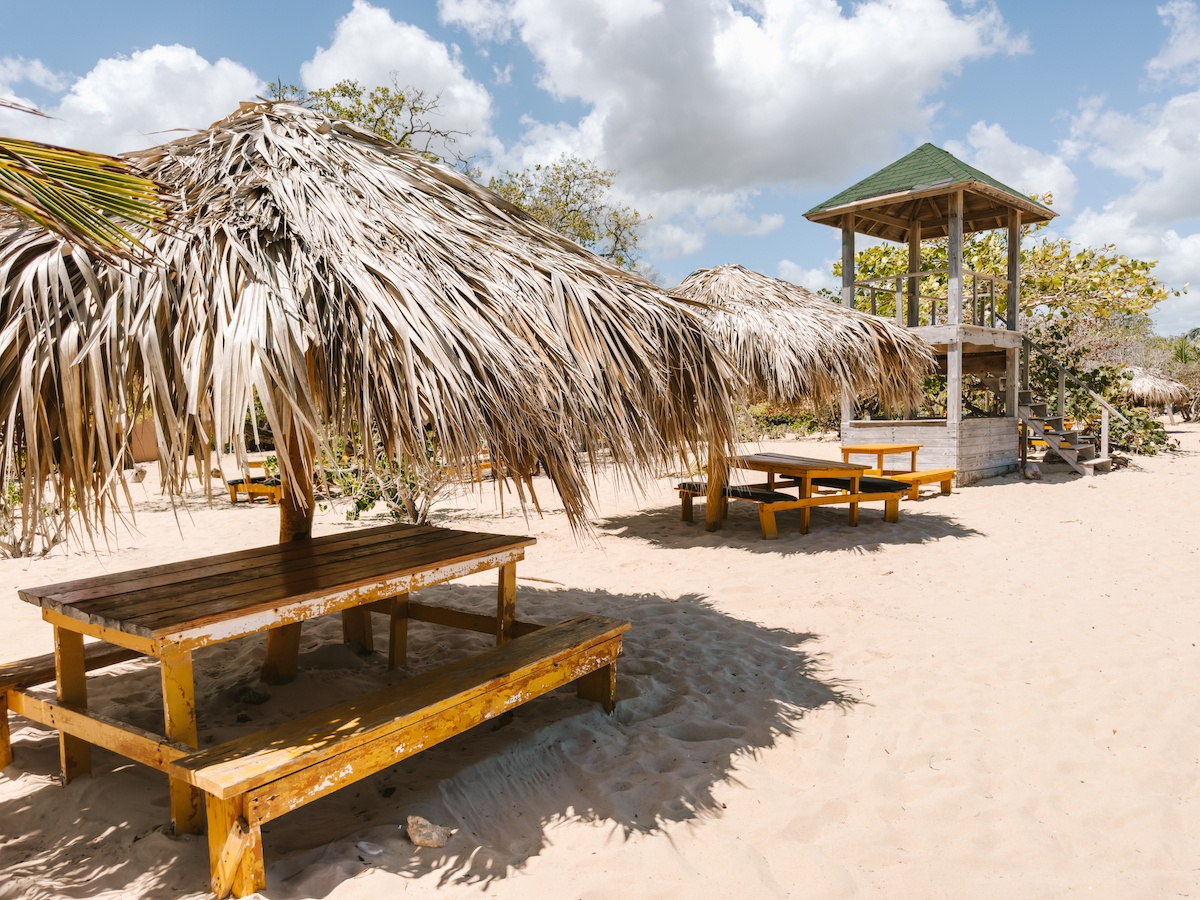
[1,423,1198,899]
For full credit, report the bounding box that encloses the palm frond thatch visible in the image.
[0,100,169,263]
[672,264,933,411]
[0,101,739,540]
[1122,366,1189,407]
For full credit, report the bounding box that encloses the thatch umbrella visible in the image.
[672,264,933,411]
[1122,366,1189,409]
[0,101,739,557]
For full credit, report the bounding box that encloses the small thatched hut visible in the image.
[0,101,739,546]
[1121,367,1189,409]
[672,264,934,412]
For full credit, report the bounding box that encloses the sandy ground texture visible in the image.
[0,423,1197,900]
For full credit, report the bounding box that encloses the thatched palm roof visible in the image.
[671,264,933,411]
[1122,367,1190,407]
[0,101,739,539]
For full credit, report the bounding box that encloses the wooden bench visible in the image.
[678,478,905,539]
[1,642,144,768]
[226,475,281,504]
[864,467,956,500]
[170,613,628,899]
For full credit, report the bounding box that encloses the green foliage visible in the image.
[488,155,646,268]
[738,403,837,441]
[838,196,1181,321]
[318,430,449,525]
[1027,314,1178,455]
[267,75,467,166]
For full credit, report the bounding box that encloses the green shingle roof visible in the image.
[805,143,1054,218]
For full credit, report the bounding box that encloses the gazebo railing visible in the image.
[851,269,1012,329]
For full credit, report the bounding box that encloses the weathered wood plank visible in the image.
[161,650,203,835]
[172,615,628,800]
[7,690,190,771]
[243,635,625,825]
[0,642,143,691]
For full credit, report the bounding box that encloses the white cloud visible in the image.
[0,57,68,96]
[945,121,1078,213]
[0,46,263,154]
[443,0,1026,194]
[301,0,497,159]
[1147,0,1200,85]
[778,259,836,293]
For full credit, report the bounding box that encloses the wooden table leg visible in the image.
[161,650,203,835]
[0,693,11,769]
[207,793,265,898]
[54,626,90,782]
[799,476,812,534]
[496,563,516,644]
[260,623,302,685]
[341,607,374,654]
[848,475,861,527]
[387,593,410,671]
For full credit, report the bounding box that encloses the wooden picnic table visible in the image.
[726,452,910,536]
[12,523,535,834]
[840,442,921,474]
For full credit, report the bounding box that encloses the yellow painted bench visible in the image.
[170,613,629,899]
[865,467,956,500]
[678,478,906,539]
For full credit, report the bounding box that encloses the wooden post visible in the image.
[894,275,904,325]
[206,794,265,899]
[1058,369,1067,418]
[1007,210,1022,330]
[264,393,316,684]
[1006,346,1019,419]
[1101,407,1110,460]
[0,694,10,769]
[947,190,963,325]
[705,439,726,533]
[54,626,90,782]
[161,650,203,835]
[907,221,921,326]
[387,593,409,671]
[841,214,856,308]
[496,562,516,643]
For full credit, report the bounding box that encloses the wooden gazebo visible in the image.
[805,144,1056,482]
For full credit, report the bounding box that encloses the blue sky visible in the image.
[3,0,1199,334]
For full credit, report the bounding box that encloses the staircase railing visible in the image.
[1017,335,1128,462]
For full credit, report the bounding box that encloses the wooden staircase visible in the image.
[1018,389,1111,476]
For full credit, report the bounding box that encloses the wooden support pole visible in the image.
[947,190,964,325]
[161,650,203,835]
[54,626,90,782]
[1007,211,1022,330]
[341,607,374,654]
[387,593,409,671]
[907,220,921,326]
[260,623,302,685]
[206,794,265,899]
[0,693,11,769]
[841,214,856,308]
[947,339,963,425]
[1058,369,1067,418]
[1006,345,1020,418]
[705,439,726,533]
[496,562,516,644]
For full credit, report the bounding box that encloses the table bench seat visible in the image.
[864,467,956,500]
[170,613,629,899]
[678,478,904,540]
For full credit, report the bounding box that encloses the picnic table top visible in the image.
[18,523,535,648]
[839,443,922,454]
[732,452,869,476]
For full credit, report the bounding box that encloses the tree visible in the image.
[837,196,1181,321]
[488,154,646,269]
[266,76,467,166]
[0,99,169,264]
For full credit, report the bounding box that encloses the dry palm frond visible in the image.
[0,99,170,263]
[672,264,933,411]
[0,101,739,541]
[1121,366,1189,407]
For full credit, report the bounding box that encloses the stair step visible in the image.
[1019,390,1033,404]
[1081,456,1112,474]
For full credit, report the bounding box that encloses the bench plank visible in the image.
[172,614,629,801]
[0,642,143,692]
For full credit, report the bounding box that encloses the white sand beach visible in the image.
[1,423,1198,899]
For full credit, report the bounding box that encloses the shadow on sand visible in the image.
[0,584,854,898]
[594,495,982,555]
